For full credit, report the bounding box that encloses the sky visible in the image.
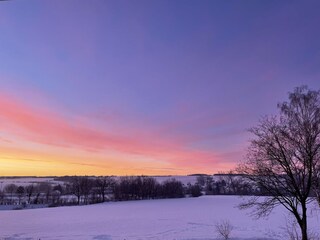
[0,0,319,176]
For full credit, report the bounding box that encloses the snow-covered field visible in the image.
[2,195,320,240]
[0,175,219,190]
[0,176,199,189]
[0,177,63,188]
[154,175,198,185]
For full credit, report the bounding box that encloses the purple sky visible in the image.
[0,0,319,176]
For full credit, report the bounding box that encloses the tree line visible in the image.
[0,173,266,208]
[0,182,62,206]
[195,173,254,196]
[0,176,203,207]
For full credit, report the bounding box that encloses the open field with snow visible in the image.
[1,195,320,240]
[0,177,63,188]
[0,176,199,189]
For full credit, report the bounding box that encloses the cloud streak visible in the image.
[0,93,233,173]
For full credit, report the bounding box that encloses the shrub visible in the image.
[215,220,233,240]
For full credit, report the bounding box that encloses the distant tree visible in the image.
[51,189,61,205]
[113,176,185,201]
[218,171,249,195]
[81,177,93,204]
[189,184,202,197]
[132,176,143,199]
[53,184,63,194]
[238,86,320,240]
[32,185,41,204]
[16,186,25,205]
[25,184,34,204]
[4,184,17,204]
[70,176,94,205]
[141,177,157,199]
[114,176,134,201]
[205,176,214,195]
[0,190,5,204]
[71,177,82,205]
[38,182,52,204]
[196,175,206,187]
[162,179,184,198]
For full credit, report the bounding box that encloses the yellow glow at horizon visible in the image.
[0,156,231,176]
[0,136,232,176]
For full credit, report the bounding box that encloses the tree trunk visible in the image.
[102,192,105,202]
[300,220,308,240]
[298,204,308,240]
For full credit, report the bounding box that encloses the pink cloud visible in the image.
[0,93,233,171]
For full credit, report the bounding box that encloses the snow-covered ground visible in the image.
[0,176,199,188]
[0,175,213,188]
[154,175,198,185]
[0,177,63,188]
[1,195,320,240]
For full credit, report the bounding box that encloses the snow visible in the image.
[0,177,63,188]
[154,175,198,185]
[0,175,209,188]
[0,176,199,188]
[1,195,320,240]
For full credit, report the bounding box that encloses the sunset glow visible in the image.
[0,0,319,176]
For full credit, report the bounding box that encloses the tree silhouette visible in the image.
[239,86,320,240]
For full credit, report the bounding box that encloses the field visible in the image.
[0,176,198,188]
[2,195,320,240]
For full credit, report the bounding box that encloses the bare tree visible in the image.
[0,190,5,204]
[4,184,17,204]
[196,175,206,187]
[38,182,52,204]
[215,220,233,240]
[25,184,34,204]
[71,177,82,205]
[70,176,94,205]
[141,177,157,199]
[95,176,115,202]
[80,177,93,205]
[16,186,25,205]
[238,86,320,240]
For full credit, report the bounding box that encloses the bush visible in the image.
[215,220,233,240]
[189,184,202,197]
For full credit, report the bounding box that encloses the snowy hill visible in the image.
[2,195,320,240]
